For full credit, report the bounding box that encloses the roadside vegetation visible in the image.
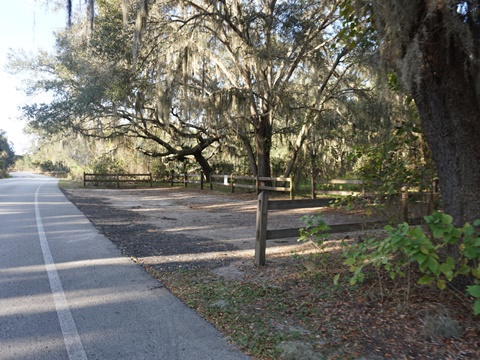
[154,202,480,359]
[151,186,479,358]
[0,130,15,178]
[152,246,480,359]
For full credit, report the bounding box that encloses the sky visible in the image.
[0,1,66,154]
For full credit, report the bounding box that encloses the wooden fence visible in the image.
[170,171,294,199]
[312,178,439,219]
[254,190,423,266]
[311,178,439,198]
[83,173,153,188]
[312,179,367,197]
[170,172,205,189]
[169,174,438,202]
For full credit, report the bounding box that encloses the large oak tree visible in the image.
[367,1,480,224]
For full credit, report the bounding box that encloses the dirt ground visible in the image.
[62,187,367,272]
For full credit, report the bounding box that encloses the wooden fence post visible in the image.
[433,179,439,193]
[170,171,174,187]
[83,172,86,187]
[255,191,269,266]
[256,175,260,195]
[200,171,204,190]
[116,174,120,189]
[184,173,187,188]
[401,186,408,222]
[289,176,294,200]
[149,173,153,187]
[311,176,316,199]
[210,174,213,190]
[231,174,235,193]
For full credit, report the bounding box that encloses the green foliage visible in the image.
[298,214,331,245]
[0,130,15,177]
[14,155,35,171]
[90,154,124,174]
[35,160,69,173]
[354,121,433,195]
[334,212,480,315]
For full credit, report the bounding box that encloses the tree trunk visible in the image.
[238,132,258,176]
[255,116,272,178]
[283,123,312,178]
[193,151,213,181]
[412,11,480,225]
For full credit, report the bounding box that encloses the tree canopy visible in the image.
[12,0,480,224]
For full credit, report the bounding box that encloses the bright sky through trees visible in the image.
[0,0,65,154]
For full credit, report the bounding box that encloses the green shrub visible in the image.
[300,211,480,315]
[90,154,124,174]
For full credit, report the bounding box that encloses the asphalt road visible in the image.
[0,173,249,360]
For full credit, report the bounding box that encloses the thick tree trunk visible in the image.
[283,123,312,178]
[238,132,258,176]
[412,11,480,225]
[255,117,272,178]
[193,151,213,181]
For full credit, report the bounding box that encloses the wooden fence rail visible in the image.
[311,178,439,198]
[170,172,205,189]
[169,174,438,201]
[170,172,294,198]
[255,190,422,266]
[83,173,153,188]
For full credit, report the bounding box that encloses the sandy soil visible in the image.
[62,187,370,273]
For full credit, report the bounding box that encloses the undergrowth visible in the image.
[299,211,480,315]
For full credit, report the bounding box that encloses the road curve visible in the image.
[0,172,249,360]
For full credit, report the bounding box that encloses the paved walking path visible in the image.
[0,173,249,360]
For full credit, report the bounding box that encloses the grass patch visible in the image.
[58,179,84,189]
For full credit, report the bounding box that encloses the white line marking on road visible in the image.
[35,185,88,360]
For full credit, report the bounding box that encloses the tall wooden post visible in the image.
[255,191,269,266]
[289,176,294,200]
[311,176,316,199]
[184,173,187,188]
[83,172,86,187]
[401,186,409,222]
[231,174,235,193]
[200,171,204,190]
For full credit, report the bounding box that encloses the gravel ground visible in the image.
[60,187,332,272]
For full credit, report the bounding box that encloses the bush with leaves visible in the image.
[299,211,480,315]
[90,154,124,174]
[87,154,125,187]
[350,121,437,220]
[0,130,15,177]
